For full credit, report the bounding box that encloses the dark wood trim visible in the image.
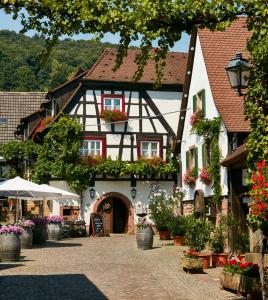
[82,80,183,92]
[74,102,81,116]
[94,177,174,182]
[130,135,134,162]
[139,94,142,133]
[84,131,169,136]
[144,105,157,133]
[175,30,197,154]
[83,94,86,131]
[106,144,168,149]
[118,92,132,159]
[141,91,176,138]
[93,90,101,132]
[85,101,96,104]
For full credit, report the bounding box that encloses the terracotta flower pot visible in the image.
[212,253,228,267]
[197,253,211,269]
[181,257,204,274]
[159,230,171,240]
[174,236,185,246]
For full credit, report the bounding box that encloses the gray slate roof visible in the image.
[0,92,47,143]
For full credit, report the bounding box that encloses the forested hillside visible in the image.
[0,30,117,92]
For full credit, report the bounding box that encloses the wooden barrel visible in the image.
[136,227,153,250]
[20,227,33,249]
[47,224,62,241]
[33,224,47,245]
[0,233,21,262]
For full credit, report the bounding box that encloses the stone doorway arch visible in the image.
[92,192,134,235]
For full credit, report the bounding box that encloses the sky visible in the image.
[0,10,190,52]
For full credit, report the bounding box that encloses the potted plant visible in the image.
[17,219,35,249]
[220,258,261,297]
[199,168,212,185]
[136,217,154,250]
[0,225,22,261]
[47,215,63,240]
[183,168,197,187]
[167,215,186,246]
[181,249,204,273]
[32,217,48,245]
[185,213,213,269]
[149,190,173,240]
[100,110,128,122]
[211,224,228,267]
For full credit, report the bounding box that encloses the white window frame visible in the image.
[103,96,123,111]
[80,140,102,156]
[140,141,160,158]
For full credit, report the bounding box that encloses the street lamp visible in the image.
[130,187,136,199]
[89,188,95,199]
[225,52,251,96]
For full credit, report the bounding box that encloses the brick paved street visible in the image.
[0,235,245,300]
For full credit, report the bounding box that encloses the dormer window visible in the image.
[193,89,206,116]
[101,94,125,112]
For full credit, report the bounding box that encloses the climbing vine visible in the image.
[191,116,222,205]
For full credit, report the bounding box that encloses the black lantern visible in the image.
[130,187,136,199]
[89,188,95,199]
[225,52,251,96]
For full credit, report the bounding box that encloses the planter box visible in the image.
[220,270,261,297]
[198,253,211,269]
[174,236,185,246]
[212,253,228,267]
[181,257,204,274]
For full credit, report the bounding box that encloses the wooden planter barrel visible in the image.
[0,232,21,262]
[136,227,153,250]
[33,224,47,245]
[220,270,261,297]
[159,230,171,240]
[47,223,63,241]
[212,253,228,267]
[20,227,33,249]
[181,257,204,274]
[174,236,185,246]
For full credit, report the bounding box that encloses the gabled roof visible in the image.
[198,17,250,132]
[221,144,247,167]
[83,48,187,85]
[0,92,47,143]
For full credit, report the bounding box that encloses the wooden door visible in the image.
[98,198,113,236]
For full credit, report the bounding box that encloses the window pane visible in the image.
[104,99,111,106]
[151,150,158,157]
[141,142,149,149]
[142,150,149,157]
[95,141,100,150]
[113,99,121,110]
[89,141,95,150]
[151,142,158,150]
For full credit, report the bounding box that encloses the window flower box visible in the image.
[100,110,128,122]
[183,168,197,187]
[199,168,212,185]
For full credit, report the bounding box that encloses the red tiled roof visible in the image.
[199,17,250,132]
[83,49,187,85]
[0,92,47,143]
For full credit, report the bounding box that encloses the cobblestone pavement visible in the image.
[0,235,246,300]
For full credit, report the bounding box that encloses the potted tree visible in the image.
[17,219,35,249]
[211,224,228,267]
[168,215,186,246]
[149,191,173,240]
[185,213,213,269]
[0,225,22,261]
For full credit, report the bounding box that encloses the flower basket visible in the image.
[199,168,212,185]
[181,257,204,274]
[220,270,261,297]
[183,168,197,187]
[190,110,204,126]
[100,110,128,122]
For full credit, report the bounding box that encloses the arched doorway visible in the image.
[92,192,134,235]
[194,189,205,217]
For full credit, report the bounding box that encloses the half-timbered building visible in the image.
[18,49,187,234]
[177,18,250,236]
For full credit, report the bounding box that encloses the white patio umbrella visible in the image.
[40,184,80,199]
[0,176,62,219]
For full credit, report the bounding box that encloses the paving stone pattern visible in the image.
[0,235,246,300]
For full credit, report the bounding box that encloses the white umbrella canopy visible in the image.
[0,176,61,199]
[40,184,80,199]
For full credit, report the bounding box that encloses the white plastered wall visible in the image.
[181,35,228,201]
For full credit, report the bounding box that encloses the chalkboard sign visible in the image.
[90,213,104,236]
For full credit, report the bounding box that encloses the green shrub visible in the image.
[167,216,186,236]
